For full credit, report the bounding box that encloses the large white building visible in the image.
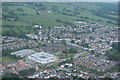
[11,49,35,57]
[28,52,56,64]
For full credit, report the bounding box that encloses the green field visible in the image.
[80,53,91,57]
[2,2,118,37]
[2,20,32,26]
[19,12,76,27]
[2,3,77,27]
[57,53,79,59]
[2,2,118,26]
[2,56,16,64]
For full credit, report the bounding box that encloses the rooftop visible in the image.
[29,52,56,64]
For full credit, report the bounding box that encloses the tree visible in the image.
[17,8,24,12]
[81,43,90,48]
[52,6,58,12]
[91,50,95,54]
[69,48,77,53]
[105,42,120,61]
[19,68,35,77]
[56,19,62,22]
[112,42,119,51]
[2,73,19,78]
[70,40,75,43]
[63,48,77,54]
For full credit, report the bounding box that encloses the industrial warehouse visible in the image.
[28,52,56,64]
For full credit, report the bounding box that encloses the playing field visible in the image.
[2,56,16,64]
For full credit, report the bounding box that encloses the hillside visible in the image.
[2,2,118,37]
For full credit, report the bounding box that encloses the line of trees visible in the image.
[19,68,36,77]
[3,30,28,39]
[2,73,19,78]
[94,12,117,22]
[63,48,77,54]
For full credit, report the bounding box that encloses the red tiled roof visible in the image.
[18,60,25,63]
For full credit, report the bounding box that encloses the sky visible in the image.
[2,0,120,2]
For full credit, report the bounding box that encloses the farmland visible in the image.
[2,2,118,38]
[2,2,118,27]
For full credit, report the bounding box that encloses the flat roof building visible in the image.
[11,49,35,57]
[28,52,56,64]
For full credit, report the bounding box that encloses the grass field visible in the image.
[2,2,117,27]
[2,24,38,35]
[80,53,91,57]
[2,2,118,37]
[19,12,76,27]
[2,4,77,27]
[2,20,32,26]
[57,53,79,59]
[2,56,16,64]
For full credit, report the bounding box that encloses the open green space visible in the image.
[80,53,91,57]
[2,20,31,26]
[2,2,118,27]
[57,53,79,59]
[2,2,118,38]
[19,12,76,27]
[2,56,16,64]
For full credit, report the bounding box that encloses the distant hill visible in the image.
[2,2,118,37]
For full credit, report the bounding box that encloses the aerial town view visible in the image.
[1,1,120,80]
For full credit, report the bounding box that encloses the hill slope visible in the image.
[2,2,118,37]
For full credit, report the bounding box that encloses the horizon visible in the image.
[2,0,120,2]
